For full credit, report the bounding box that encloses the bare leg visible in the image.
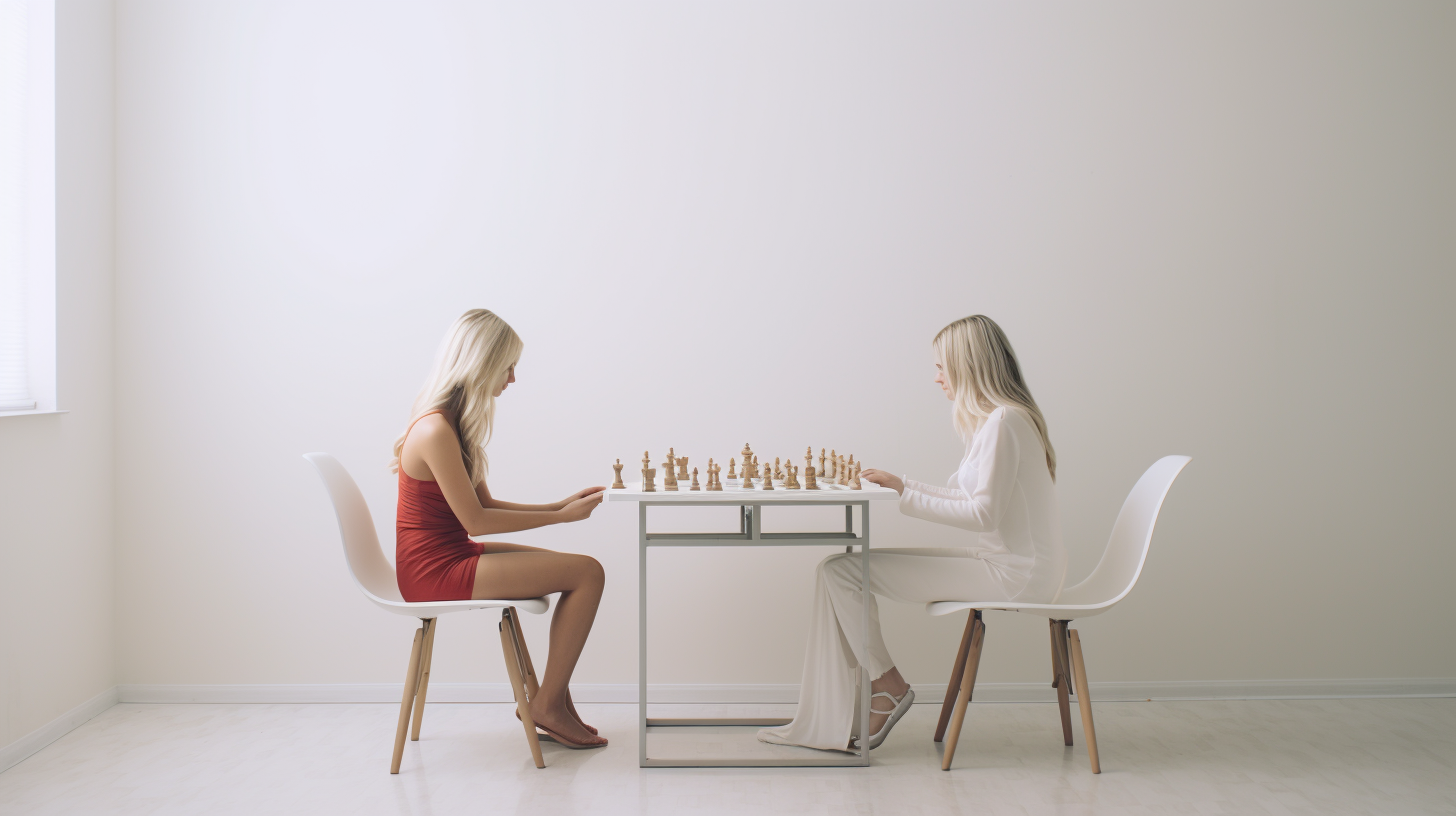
[478,543,597,735]
[473,550,606,745]
[869,666,911,735]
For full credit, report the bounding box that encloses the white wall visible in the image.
[113,1,1455,693]
[0,0,114,755]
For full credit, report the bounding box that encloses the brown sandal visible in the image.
[517,709,597,736]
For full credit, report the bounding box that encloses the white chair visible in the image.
[304,452,553,772]
[929,454,1192,772]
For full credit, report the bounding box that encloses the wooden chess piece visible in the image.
[774,457,783,480]
[611,459,626,489]
[690,467,700,490]
[761,460,774,489]
[851,462,862,490]
[752,454,760,478]
[741,460,755,489]
[728,457,737,479]
[642,452,655,492]
[741,443,754,469]
[786,463,800,489]
[838,455,848,485]
[846,455,855,486]
[804,465,818,490]
[708,460,723,491]
[804,448,815,482]
[678,456,690,481]
[819,448,827,478]
[662,459,678,491]
[829,449,837,480]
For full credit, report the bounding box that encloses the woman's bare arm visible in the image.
[409,415,601,536]
[475,481,605,513]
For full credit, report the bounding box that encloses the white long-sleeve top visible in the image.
[898,406,1066,602]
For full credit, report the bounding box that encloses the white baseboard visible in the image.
[117,678,1456,706]
[0,686,119,774]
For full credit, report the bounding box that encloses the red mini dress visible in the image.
[396,414,485,602]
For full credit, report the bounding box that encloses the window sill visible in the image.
[0,408,67,419]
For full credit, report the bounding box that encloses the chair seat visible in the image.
[926,600,1113,620]
[367,595,551,619]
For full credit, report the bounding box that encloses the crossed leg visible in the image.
[473,543,606,746]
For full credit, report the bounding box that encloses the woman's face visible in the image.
[494,363,517,398]
[934,356,953,400]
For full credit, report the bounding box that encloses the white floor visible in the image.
[1,699,1453,815]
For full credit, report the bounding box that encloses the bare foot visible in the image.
[529,699,606,747]
[566,695,597,736]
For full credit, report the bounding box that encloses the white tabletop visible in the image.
[606,480,899,503]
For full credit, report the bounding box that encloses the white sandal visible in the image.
[851,689,915,750]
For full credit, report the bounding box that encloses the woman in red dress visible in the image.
[391,309,607,748]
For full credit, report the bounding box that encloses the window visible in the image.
[0,0,54,415]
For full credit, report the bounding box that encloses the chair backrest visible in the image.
[303,453,404,603]
[1057,455,1191,608]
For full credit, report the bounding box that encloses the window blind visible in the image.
[0,0,35,411]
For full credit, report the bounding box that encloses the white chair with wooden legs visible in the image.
[304,453,553,772]
[930,455,1192,772]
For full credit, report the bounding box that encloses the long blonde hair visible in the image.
[390,309,523,485]
[934,315,1056,481]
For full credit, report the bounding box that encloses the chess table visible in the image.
[606,479,900,768]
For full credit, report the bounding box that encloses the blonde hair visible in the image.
[933,315,1056,481]
[390,309,523,485]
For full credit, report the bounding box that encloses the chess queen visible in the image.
[759,315,1066,752]
[392,309,608,749]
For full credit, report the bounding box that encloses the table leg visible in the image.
[639,502,648,767]
[859,502,870,765]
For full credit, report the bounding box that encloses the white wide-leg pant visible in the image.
[757,548,1019,752]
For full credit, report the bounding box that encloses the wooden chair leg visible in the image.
[409,618,438,741]
[941,611,985,771]
[1051,620,1073,746]
[934,609,977,742]
[1068,629,1101,773]
[506,608,540,699]
[391,624,426,774]
[500,614,546,769]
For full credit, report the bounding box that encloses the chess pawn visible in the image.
[612,459,625,489]
[851,463,862,490]
[690,467,701,490]
[662,461,678,491]
[819,448,827,478]
[804,465,818,490]
[678,456,690,481]
[708,461,723,491]
[728,457,737,479]
[643,466,656,492]
[761,461,774,489]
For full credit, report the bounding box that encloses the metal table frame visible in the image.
[636,499,873,768]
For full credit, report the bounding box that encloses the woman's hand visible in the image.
[555,486,606,512]
[557,490,605,523]
[859,469,904,495]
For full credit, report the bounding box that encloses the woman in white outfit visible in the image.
[759,315,1066,752]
